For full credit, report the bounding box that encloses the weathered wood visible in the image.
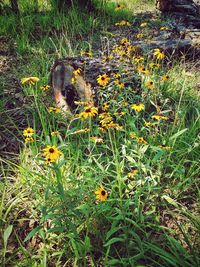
[156,0,200,15]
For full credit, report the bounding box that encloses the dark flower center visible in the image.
[49,148,55,153]
[101,77,105,81]
[101,190,106,196]
[150,82,153,85]
[85,108,92,113]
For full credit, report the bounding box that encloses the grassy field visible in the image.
[0,0,200,266]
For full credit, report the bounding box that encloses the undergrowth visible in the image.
[0,0,199,266]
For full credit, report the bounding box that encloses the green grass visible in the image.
[0,0,200,266]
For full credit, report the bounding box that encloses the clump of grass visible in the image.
[1,0,200,266]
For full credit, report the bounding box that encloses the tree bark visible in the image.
[156,0,200,15]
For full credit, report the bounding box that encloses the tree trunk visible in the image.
[10,0,19,14]
[156,0,200,15]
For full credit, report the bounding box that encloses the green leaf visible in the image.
[3,225,13,245]
[104,237,124,247]
[24,225,43,242]
[162,195,179,207]
[169,128,188,141]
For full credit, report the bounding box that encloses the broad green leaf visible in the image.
[3,225,13,245]
[169,128,188,141]
[24,225,43,242]
[162,195,179,207]
[104,237,124,247]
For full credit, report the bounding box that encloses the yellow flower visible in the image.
[102,102,109,111]
[102,55,113,62]
[160,26,169,31]
[115,4,125,11]
[78,106,98,119]
[140,22,147,27]
[48,107,61,113]
[130,132,137,139]
[112,73,121,79]
[152,114,168,121]
[21,76,40,85]
[81,50,93,57]
[97,74,110,87]
[145,80,154,90]
[120,38,130,46]
[159,145,172,150]
[73,68,81,76]
[95,187,108,202]
[51,131,59,136]
[153,48,165,60]
[23,127,34,137]
[137,65,150,75]
[114,79,125,89]
[25,137,34,144]
[137,137,147,144]
[105,122,123,130]
[162,75,170,81]
[115,20,131,26]
[74,101,89,106]
[40,85,50,91]
[73,128,90,134]
[144,121,153,127]
[132,103,145,112]
[149,62,160,68]
[128,169,138,178]
[90,136,103,144]
[45,157,55,165]
[42,145,62,161]
[136,33,144,39]
[133,56,144,64]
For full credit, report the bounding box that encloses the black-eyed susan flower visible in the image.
[120,38,130,46]
[51,131,59,136]
[115,20,131,26]
[102,55,113,62]
[152,114,168,121]
[130,132,137,139]
[40,85,50,91]
[160,26,169,31]
[102,102,109,111]
[145,80,154,90]
[73,128,90,134]
[144,121,153,127]
[158,145,172,150]
[23,127,34,137]
[137,137,148,144]
[162,75,170,81]
[132,103,145,112]
[137,65,150,75]
[114,79,125,89]
[81,50,93,57]
[128,169,138,178]
[153,48,165,60]
[21,77,40,85]
[95,187,108,202]
[25,137,34,144]
[90,136,103,144]
[149,62,160,68]
[48,107,61,113]
[42,145,62,161]
[97,73,110,87]
[136,33,144,39]
[140,22,147,27]
[78,106,98,119]
[115,4,125,11]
